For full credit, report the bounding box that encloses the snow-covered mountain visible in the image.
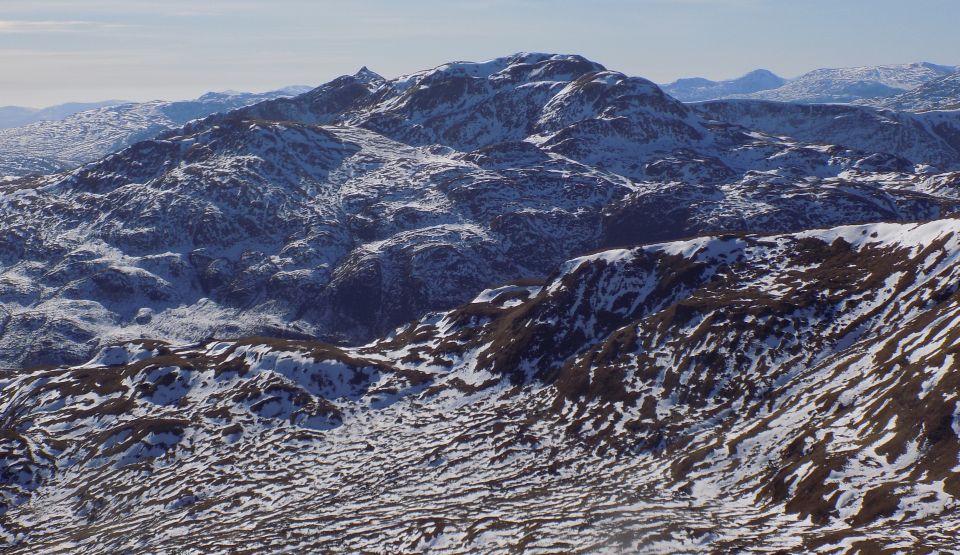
[3,217,959,552]
[661,69,786,102]
[0,87,311,177]
[859,72,960,112]
[2,51,960,554]
[4,53,960,369]
[0,100,128,129]
[729,62,959,104]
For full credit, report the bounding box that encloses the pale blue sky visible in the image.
[2,0,958,106]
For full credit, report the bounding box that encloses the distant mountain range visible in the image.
[0,87,312,176]
[664,62,960,106]
[661,69,787,102]
[0,100,128,129]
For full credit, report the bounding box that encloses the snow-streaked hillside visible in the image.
[695,99,960,171]
[859,73,960,112]
[4,53,960,369]
[0,87,311,177]
[2,218,959,553]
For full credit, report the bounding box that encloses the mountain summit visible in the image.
[352,66,385,85]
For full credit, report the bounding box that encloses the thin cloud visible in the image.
[0,20,131,33]
[0,0,274,17]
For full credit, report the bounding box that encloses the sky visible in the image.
[1,0,958,107]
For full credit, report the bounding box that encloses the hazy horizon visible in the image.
[2,0,958,107]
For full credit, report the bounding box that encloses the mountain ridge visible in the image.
[5,53,960,369]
